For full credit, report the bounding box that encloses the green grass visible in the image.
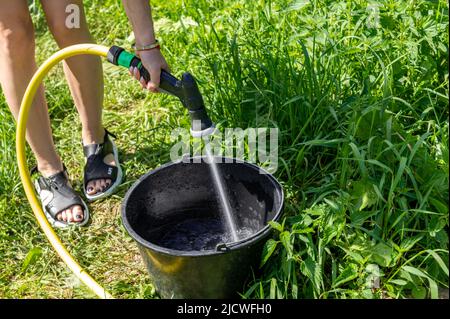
[0,0,448,299]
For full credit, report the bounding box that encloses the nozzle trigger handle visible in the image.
[137,66,176,89]
[135,61,182,98]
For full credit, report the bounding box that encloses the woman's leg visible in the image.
[40,0,115,195]
[0,0,83,222]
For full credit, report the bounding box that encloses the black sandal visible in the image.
[33,166,90,228]
[83,129,123,201]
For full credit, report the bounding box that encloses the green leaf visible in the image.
[324,198,339,211]
[389,156,407,201]
[269,278,277,299]
[429,198,448,215]
[402,264,441,299]
[243,282,259,299]
[412,286,427,299]
[340,246,365,264]
[399,235,424,252]
[369,242,394,267]
[300,257,323,296]
[429,278,439,299]
[428,217,447,237]
[260,239,279,268]
[366,159,393,174]
[407,132,431,167]
[399,269,415,284]
[259,282,265,299]
[304,204,328,216]
[276,282,284,299]
[351,180,378,211]
[21,247,43,272]
[280,231,293,259]
[291,227,315,234]
[292,267,298,299]
[361,288,374,299]
[332,264,359,288]
[426,250,449,277]
[303,138,346,147]
[435,230,449,249]
[389,279,408,286]
[349,143,368,177]
[350,210,378,227]
[268,221,283,232]
[286,0,310,11]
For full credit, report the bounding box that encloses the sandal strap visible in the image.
[84,155,118,188]
[30,164,68,177]
[83,129,118,190]
[82,129,116,158]
[35,169,85,220]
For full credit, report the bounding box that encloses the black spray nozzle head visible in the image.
[179,72,215,137]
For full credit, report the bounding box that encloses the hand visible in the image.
[129,49,170,93]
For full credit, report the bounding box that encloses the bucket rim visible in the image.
[121,156,284,257]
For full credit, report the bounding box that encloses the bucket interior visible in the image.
[123,157,283,252]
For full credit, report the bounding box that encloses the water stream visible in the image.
[204,143,240,242]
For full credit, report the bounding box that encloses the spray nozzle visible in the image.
[107,46,215,137]
[179,72,216,137]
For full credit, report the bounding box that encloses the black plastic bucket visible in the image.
[121,156,284,298]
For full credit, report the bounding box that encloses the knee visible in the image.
[0,21,34,57]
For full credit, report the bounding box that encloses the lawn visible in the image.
[0,0,448,299]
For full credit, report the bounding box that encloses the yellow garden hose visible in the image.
[16,44,113,299]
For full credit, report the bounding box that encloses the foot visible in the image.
[85,153,117,196]
[39,166,84,224]
[83,129,122,201]
[34,166,89,227]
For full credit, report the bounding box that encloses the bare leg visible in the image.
[40,0,116,196]
[0,0,83,223]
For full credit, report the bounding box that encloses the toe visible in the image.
[56,213,63,221]
[95,180,103,193]
[86,181,96,195]
[99,179,107,191]
[66,210,74,223]
[61,210,67,222]
[105,179,111,189]
[73,205,84,222]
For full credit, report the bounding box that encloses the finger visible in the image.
[147,81,159,93]
[149,68,161,92]
[133,67,141,81]
[61,210,67,222]
[129,67,133,76]
[140,76,147,89]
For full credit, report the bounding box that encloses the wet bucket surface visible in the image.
[122,156,284,298]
